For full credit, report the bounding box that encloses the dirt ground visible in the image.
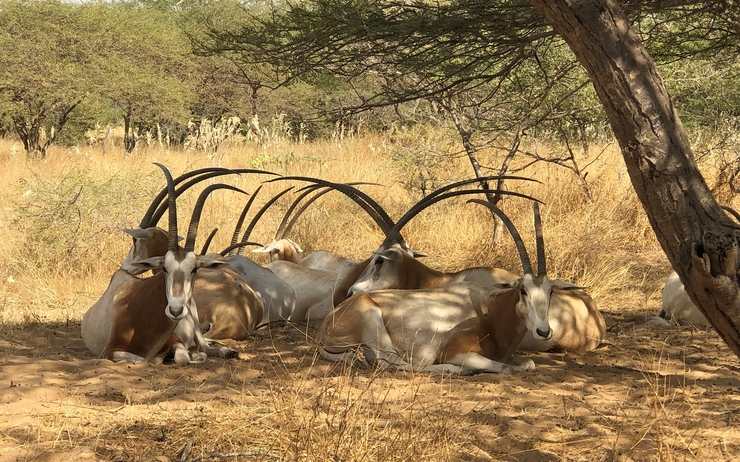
[1,306,737,462]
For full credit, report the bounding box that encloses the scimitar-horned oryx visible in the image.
[82,165,263,363]
[318,203,570,374]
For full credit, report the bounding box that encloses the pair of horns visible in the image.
[469,199,546,276]
[275,182,380,240]
[153,163,246,253]
[225,186,296,256]
[264,176,396,237]
[265,175,540,248]
[139,167,276,228]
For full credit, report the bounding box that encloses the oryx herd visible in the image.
[80,163,715,373]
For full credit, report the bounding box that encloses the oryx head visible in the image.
[346,176,537,295]
[471,200,584,340]
[254,238,304,261]
[122,163,244,321]
[121,166,275,263]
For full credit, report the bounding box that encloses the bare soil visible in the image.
[1,308,737,462]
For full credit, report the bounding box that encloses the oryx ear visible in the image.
[252,245,275,254]
[412,249,428,258]
[552,279,587,291]
[122,228,184,242]
[122,228,153,239]
[196,255,228,268]
[121,256,164,275]
[287,239,304,253]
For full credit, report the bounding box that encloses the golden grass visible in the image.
[0,133,737,461]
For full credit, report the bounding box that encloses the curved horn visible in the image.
[219,241,264,256]
[275,185,322,239]
[420,175,539,202]
[237,187,294,255]
[467,199,534,275]
[229,186,262,254]
[184,184,247,253]
[389,188,542,243]
[152,163,179,251]
[264,176,395,236]
[278,182,381,239]
[200,228,219,255]
[140,167,229,228]
[720,206,740,223]
[149,168,277,227]
[533,202,546,276]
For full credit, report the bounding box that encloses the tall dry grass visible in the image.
[0,132,735,327]
[1,132,738,462]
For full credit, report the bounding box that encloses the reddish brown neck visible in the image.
[478,290,527,362]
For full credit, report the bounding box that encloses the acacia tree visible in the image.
[207,0,739,356]
[530,0,739,356]
[95,3,192,152]
[0,1,94,158]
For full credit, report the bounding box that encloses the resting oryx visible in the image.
[81,165,264,364]
[319,203,584,373]
[208,187,298,324]
[257,176,540,322]
[658,205,739,327]
[288,179,606,352]
[254,185,365,274]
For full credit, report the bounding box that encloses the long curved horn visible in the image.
[140,167,229,228]
[200,228,219,255]
[720,206,740,223]
[219,241,264,256]
[275,185,322,239]
[278,182,381,239]
[149,168,277,227]
[152,163,179,251]
[264,176,394,236]
[229,186,262,253]
[419,175,539,202]
[467,199,534,275]
[184,184,247,253]
[389,188,542,243]
[237,187,294,255]
[533,202,546,276]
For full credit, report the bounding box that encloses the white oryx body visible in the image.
[224,255,296,323]
[267,260,336,322]
[659,271,710,327]
[257,238,356,274]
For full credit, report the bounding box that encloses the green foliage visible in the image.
[0,0,99,156]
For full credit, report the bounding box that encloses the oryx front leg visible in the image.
[446,352,532,374]
[111,351,146,363]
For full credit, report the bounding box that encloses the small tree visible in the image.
[95,3,193,152]
[0,1,95,158]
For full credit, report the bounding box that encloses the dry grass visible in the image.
[0,133,737,461]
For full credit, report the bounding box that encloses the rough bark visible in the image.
[529,0,740,357]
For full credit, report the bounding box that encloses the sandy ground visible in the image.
[1,307,738,462]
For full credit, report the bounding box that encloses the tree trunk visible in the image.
[123,112,136,153]
[529,0,739,357]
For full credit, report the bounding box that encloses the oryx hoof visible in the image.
[221,347,239,359]
[174,349,191,366]
[189,352,207,364]
[515,359,536,371]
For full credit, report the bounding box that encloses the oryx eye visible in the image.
[520,288,526,296]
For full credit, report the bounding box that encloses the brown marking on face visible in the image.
[170,270,186,298]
